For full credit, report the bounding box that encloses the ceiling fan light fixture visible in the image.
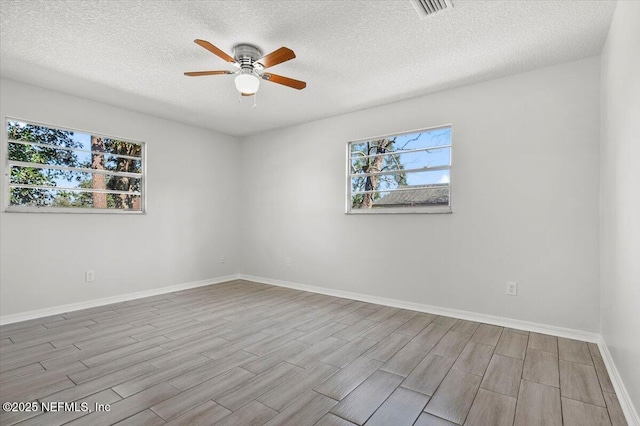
[185,39,306,97]
[235,69,260,95]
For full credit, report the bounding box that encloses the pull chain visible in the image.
[237,92,257,107]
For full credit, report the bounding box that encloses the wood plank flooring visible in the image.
[0,280,627,425]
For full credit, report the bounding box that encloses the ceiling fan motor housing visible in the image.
[233,44,264,71]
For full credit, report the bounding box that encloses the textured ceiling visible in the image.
[0,0,616,137]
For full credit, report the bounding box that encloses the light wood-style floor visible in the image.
[0,280,628,426]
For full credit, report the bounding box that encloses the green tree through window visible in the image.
[8,121,82,206]
[348,127,451,213]
[6,120,144,211]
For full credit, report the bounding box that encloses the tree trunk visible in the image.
[114,157,132,209]
[362,138,391,208]
[91,136,107,208]
[111,142,137,209]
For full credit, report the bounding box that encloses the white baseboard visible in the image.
[0,274,240,325]
[597,339,640,425]
[239,274,601,343]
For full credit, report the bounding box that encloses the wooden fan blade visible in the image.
[262,73,306,90]
[184,70,231,76]
[256,47,296,69]
[194,39,237,64]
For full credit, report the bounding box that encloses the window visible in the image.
[4,119,145,213]
[347,125,451,214]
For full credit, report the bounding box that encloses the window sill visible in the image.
[346,206,452,215]
[4,207,146,214]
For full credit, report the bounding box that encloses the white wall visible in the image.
[240,57,601,332]
[0,57,607,335]
[0,78,240,316]
[600,0,640,411]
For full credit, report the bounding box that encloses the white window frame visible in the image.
[346,124,452,214]
[3,117,147,214]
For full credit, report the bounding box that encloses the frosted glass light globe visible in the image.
[235,72,260,95]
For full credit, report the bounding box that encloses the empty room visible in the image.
[0,0,638,425]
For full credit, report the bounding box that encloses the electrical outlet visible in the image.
[85,270,95,282]
[219,257,225,264]
[506,281,517,296]
[285,257,291,266]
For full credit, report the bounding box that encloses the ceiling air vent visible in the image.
[410,0,453,18]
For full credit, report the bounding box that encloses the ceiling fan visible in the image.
[184,39,306,97]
